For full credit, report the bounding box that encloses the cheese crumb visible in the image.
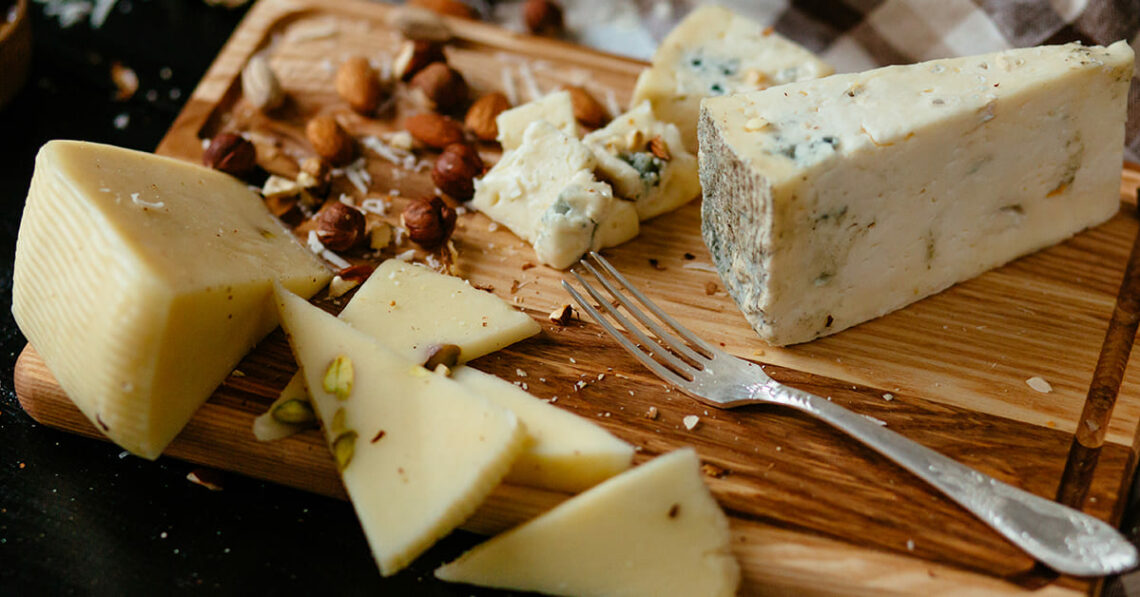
[882,393,894,401]
[1026,376,1053,393]
[682,415,699,430]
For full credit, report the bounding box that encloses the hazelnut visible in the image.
[316,202,366,251]
[563,85,608,128]
[409,62,468,113]
[524,0,563,36]
[388,5,453,42]
[401,196,456,248]
[432,143,483,201]
[241,54,285,112]
[404,112,466,149]
[409,0,476,19]
[203,132,257,178]
[305,115,356,166]
[464,92,510,141]
[393,40,446,81]
[335,56,384,114]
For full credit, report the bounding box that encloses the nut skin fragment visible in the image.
[409,62,469,113]
[388,5,453,42]
[401,196,457,248]
[336,56,385,114]
[271,398,317,424]
[333,430,358,472]
[549,304,574,325]
[202,132,257,178]
[432,143,483,201]
[648,136,671,161]
[323,355,355,401]
[404,112,466,149]
[241,54,285,112]
[563,85,608,128]
[316,202,366,251]
[305,115,356,166]
[465,92,510,141]
[423,343,462,370]
[393,40,446,81]
[524,0,563,36]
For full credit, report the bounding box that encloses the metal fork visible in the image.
[562,252,1137,577]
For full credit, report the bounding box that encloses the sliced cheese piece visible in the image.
[275,285,525,576]
[474,120,638,269]
[699,42,1133,346]
[451,367,633,493]
[436,448,740,597]
[496,90,578,151]
[13,140,331,459]
[631,5,832,150]
[583,101,700,220]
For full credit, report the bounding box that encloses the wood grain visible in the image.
[15,0,1140,594]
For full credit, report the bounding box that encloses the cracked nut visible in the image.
[316,202,366,251]
[401,196,456,248]
[323,355,355,401]
[432,143,483,201]
[404,112,465,149]
[409,62,468,113]
[564,85,608,128]
[549,304,574,325]
[203,132,257,178]
[465,92,510,141]
[241,54,285,112]
[305,115,356,166]
[423,343,461,370]
[336,56,384,114]
[299,156,332,197]
[524,0,563,36]
[393,39,446,81]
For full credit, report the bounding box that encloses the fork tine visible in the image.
[562,280,693,385]
[567,270,699,378]
[587,252,718,355]
[579,259,708,366]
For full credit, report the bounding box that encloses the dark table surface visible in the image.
[4,1,1140,596]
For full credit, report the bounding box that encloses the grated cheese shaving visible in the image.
[517,61,542,102]
[360,198,389,215]
[501,66,518,106]
[129,192,163,209]
[682,262,718,273]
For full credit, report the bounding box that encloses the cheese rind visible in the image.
[583,101,700,220]
[631,5,832,150]
[435,448,740,597]
[473,121,638,269]
[275,286,525,576]
[13,141,331,458]
[496,91,578,151]
[699,42,1133,346]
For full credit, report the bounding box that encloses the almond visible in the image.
[563,85,608,128]
[409,0,476,19]
[409,62,468,112]
[404,112,465,149]
[464,92,510,141]
[335,56,384,114]
[305,116,355,166]
[392,40,446,81]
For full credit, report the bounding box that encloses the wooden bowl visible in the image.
[0,0,31,111]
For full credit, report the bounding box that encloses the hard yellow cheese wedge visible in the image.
[436,449,740,597]
[451,367,633,493]
[275,286,525,576]
[13,140,331,459]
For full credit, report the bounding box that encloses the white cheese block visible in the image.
[451,367,633,493]
[435,448,740,597]
[583,101,700,220]
[496,90,578,151]
[473,121,639,269]
[13,140,331,459]
[275,286,525,576]
[699,42,1133,346]
[631,4,832,150]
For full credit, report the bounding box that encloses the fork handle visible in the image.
[771,383,1136,576]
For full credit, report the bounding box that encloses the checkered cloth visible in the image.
[548,0,1140,160]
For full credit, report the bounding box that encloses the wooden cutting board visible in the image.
[15,0,1140,593]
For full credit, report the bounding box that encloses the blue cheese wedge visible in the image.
[473,121,639,269]
[13,141,331,459]
[631,4,832,150]
[496,91,578,151]
[583,101,700,220]
[275,285,525,576]
[435,449,740,597]
[699,42,1133,346]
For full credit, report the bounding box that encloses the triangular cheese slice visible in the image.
[435,449,740,596]
[451,367,633,493]
[274,285,525,576]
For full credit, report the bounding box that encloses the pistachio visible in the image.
[323,355,354,400]
[332,430,358,472]
[331,407,347,434]
[423,343,461,370]
[271,398,317,424]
